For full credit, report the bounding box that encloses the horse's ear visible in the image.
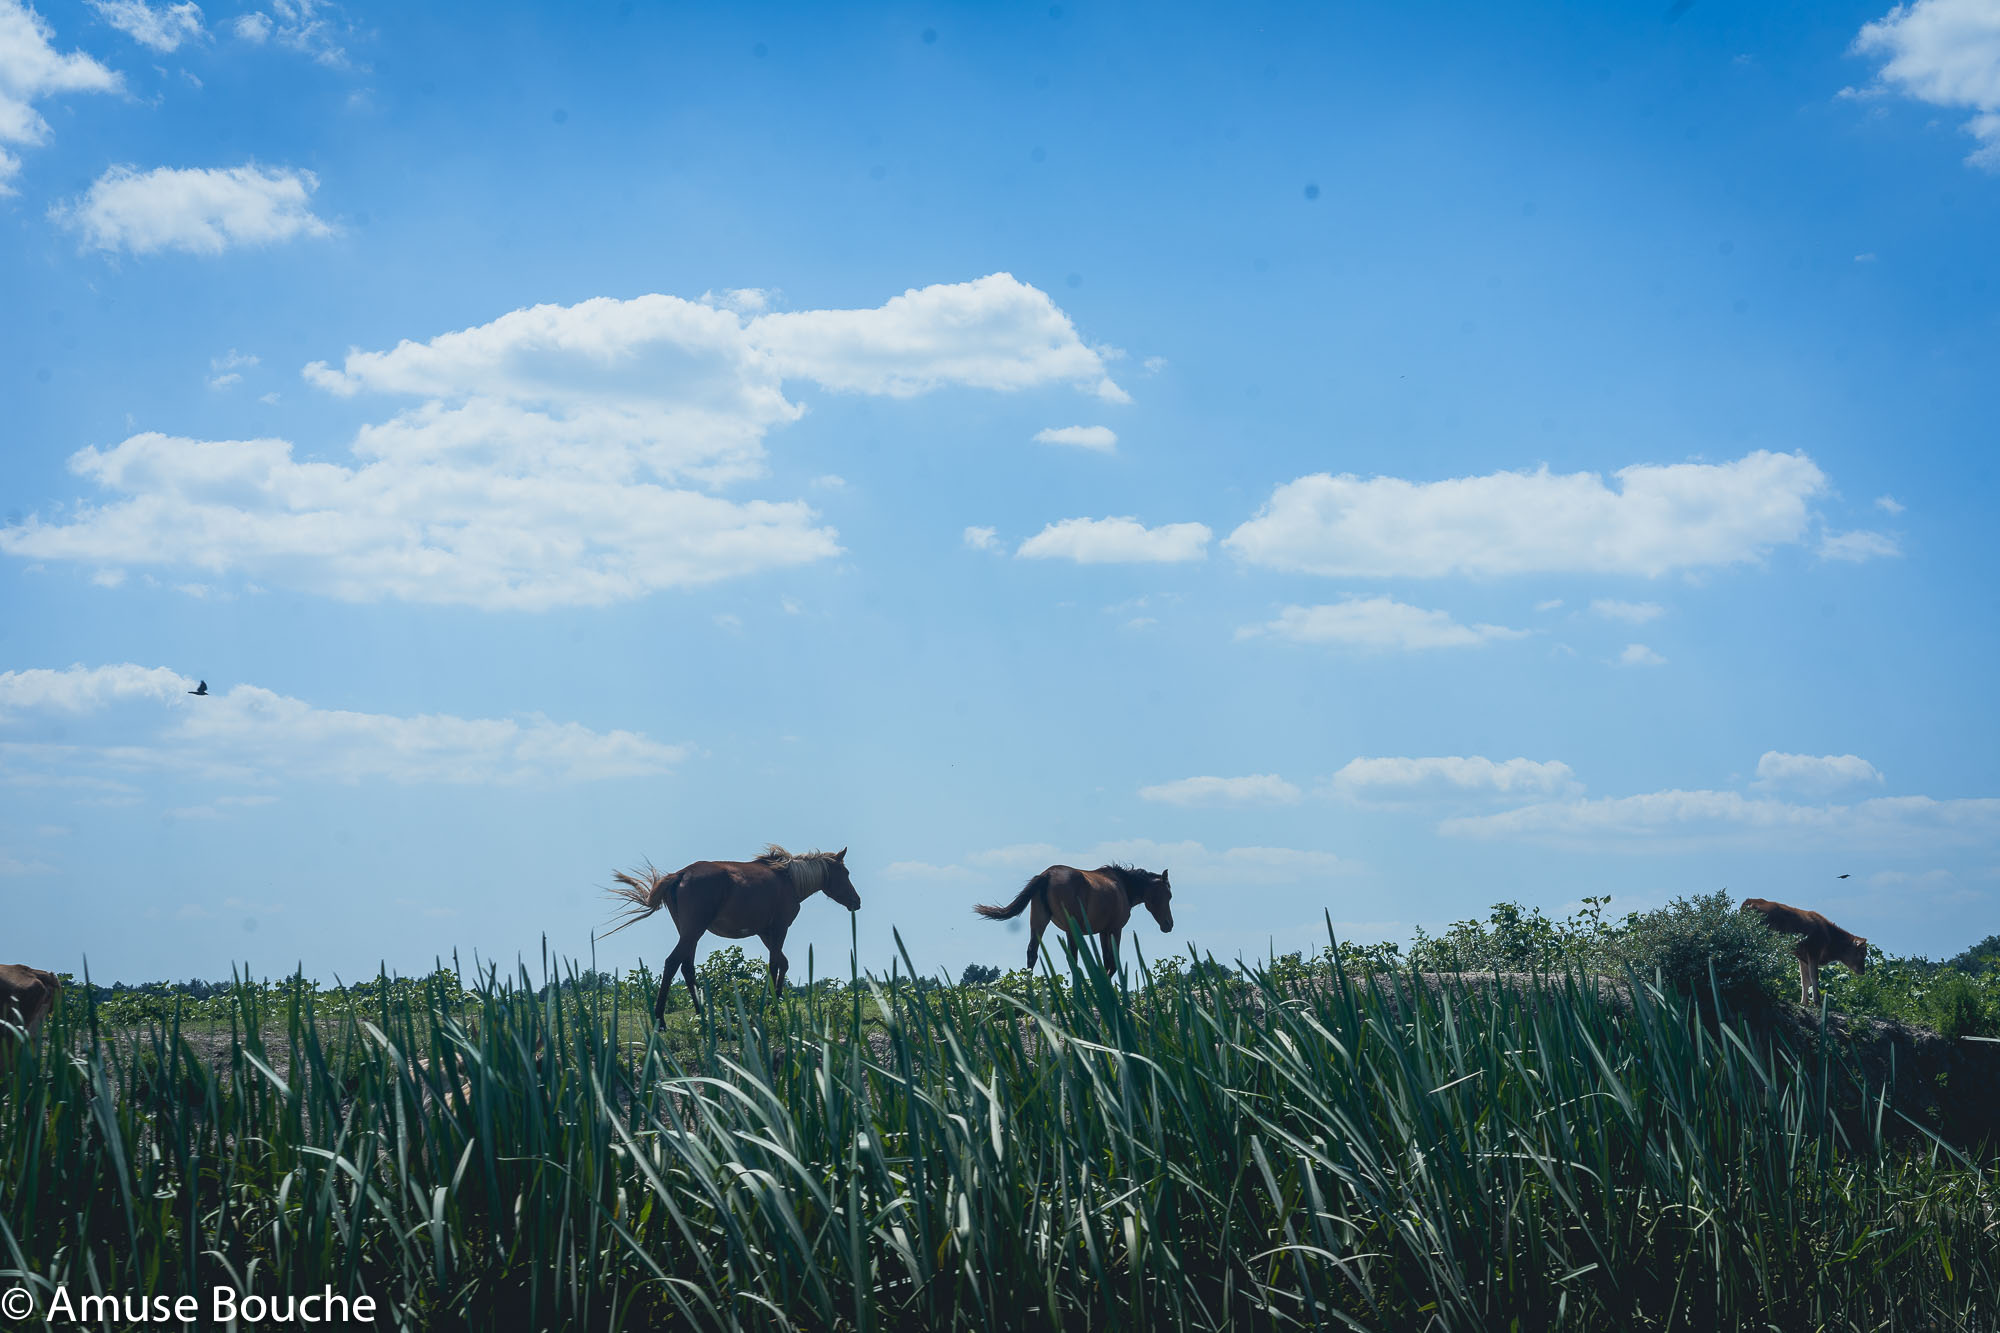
[836,846,847,862]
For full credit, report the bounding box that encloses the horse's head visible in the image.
[823,847,861,911]
[1141,868,1173,933]
[1839,932,1869,975]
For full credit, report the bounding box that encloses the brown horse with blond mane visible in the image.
[975,863,1173,971]
[604,845,860,1021]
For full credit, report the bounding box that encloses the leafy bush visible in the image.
[1405,898,1613,974]
[1924,970,1995,1040]
[958,963,1001,987]
[1609,890,1792,1006]
[1817,948,2000,1038]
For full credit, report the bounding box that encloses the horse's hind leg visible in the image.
[653,944,683,1022]
[656,928,706,1022]
[760,928,790,997]
[679,945,703,1016]
[1026,897,1051,969]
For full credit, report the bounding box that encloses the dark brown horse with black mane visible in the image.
[604,845,860,1021]
[975,863,1173,971]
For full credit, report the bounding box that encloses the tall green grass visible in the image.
[4,937,1995,1331]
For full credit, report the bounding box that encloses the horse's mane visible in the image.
[759,844,839,895]
[1093,863,1157,900]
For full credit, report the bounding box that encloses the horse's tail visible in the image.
[975,870,1050,921]
[601,861,680,938]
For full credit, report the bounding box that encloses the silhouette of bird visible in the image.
[1836,873,1850,879]
[188,680,208,696]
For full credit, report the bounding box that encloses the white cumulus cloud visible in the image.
[745,274,1125,401]
[0,0,121,192]
[1617,643,1666,667]
[1033,424,1118,452]
[1138,774,1301,806]
[2,277,1121,609]
[1224,451,1830,578]
[1238,598,1528,651]
[1851,0,2000,169]
[962,525,999,551]
[53,164,333,255]
[89,0,205,51]
[1016,516,1211,564]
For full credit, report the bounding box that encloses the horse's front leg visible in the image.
[1101,927,1122,975]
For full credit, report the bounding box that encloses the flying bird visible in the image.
[188,681,208,696]
[1836,873,1851,879]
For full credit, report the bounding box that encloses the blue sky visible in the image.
[4,0,1998,984]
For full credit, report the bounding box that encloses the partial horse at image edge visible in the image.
[604,845,860,1021]
[976,863,1173,971]
[1,964,61,1074]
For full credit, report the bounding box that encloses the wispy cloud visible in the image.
[1444,788,2000,852]
[1033,424,1117,452]
[1818,528,1901,562]
[0,663,688,786]
[88,0,205,51]
[966,838,1346,884]
[1327,756,1580,802]
[1753,750,1884,794]
[1590,598,1664,624]
[1138,774,1301,806]
[231,0,352,68]
[1238,598,1528,651]
[1017,516,1211,564]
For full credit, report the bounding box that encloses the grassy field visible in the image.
[6,922,2000,1332]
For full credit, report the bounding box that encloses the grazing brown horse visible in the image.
[975,863,1173,971]
[1741,897,1869,1002]
[604,845,860,1021]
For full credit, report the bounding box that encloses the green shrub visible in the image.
[1925,970,1996,1040]
[1407,897,1612,974]
[1610,890,1791,1006]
